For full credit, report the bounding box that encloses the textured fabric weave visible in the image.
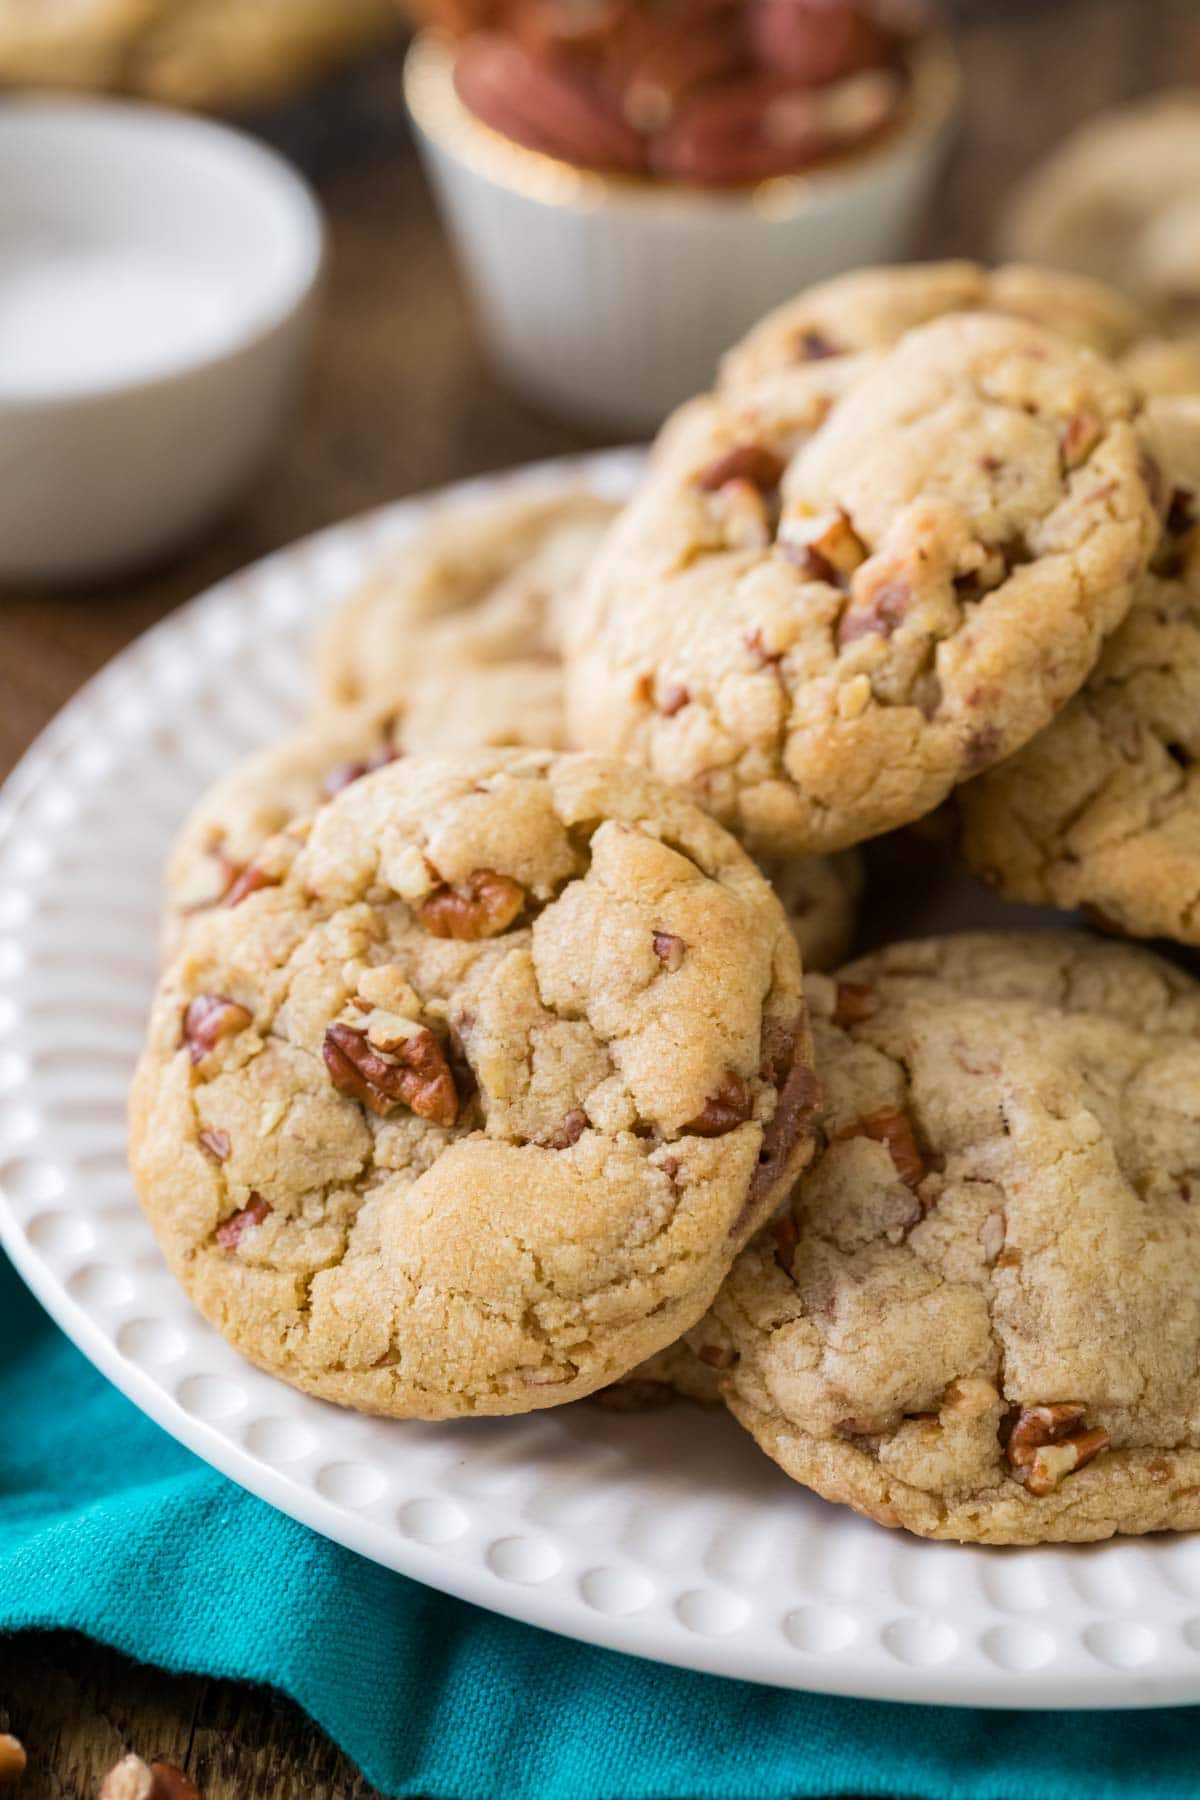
[2,1254,1198,1799]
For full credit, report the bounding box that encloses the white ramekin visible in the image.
[405,31,960,434]
[0,98,324,585]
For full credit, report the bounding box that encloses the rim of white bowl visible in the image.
[404,28,961,218]
[0,95,326,409]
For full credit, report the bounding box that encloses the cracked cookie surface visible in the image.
[566,312,1159,855]
[960,397,1200,943]
[714,932,1200,1544]
[132,749,819,1419]
[720,260,1148,391]
[315,491,618,712]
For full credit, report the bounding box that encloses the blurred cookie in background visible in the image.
[999,89,1200,330]
[0,0,399,107]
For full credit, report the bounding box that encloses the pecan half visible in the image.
[183,995,252,1064]
[684,1070,752,1136]
[418,868,525,940]
[831,980,877,1028]
[323,1022,459,1126]
[695,443,784,493]
[652,929,685,971]
[1006,1402,1109,1495]
[215,1194,270,1251]
[836,1104,926,1189]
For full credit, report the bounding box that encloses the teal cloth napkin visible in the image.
[2,1251,1198,1800]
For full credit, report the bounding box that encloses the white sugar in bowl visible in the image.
[0,98,324,584]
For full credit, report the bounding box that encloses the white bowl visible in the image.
[405,32,960,434]
[0,98,324,584]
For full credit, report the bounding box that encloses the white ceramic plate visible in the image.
[3,451,1200,1711]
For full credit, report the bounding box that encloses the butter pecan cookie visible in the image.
[720,259,1147,390]
[999,92,1200,329]
[713,932,1200,1545]
[315,491,617,712]
[960,397,1200,943]
[164,670,565,937]
[567,313,1160,855]
[131,750,819,1418]
[165,702,863,971]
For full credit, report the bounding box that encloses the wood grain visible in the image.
[0,2,1193,1791]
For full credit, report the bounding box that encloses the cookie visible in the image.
[165,667,565,936]
[131,749,820,1419]
[720,259,1147,391]
[566,312,1160,856]
[1122,334,1200,401]
[166,701,862,974]
[713,932,1200,1545]
[0,0,396,105]
[960,397,1200,943]
[999,92,1200,328]
[315,491,618,712]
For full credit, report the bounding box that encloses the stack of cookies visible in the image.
[131,258,1200,1547]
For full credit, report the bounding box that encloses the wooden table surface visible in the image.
[1,1,1195,1791]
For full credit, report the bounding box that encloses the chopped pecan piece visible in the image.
[1061,409,1102,469]
[772,1211,799,1275]
[225,864,280,907]
[759,1010,805,1088]
[685,1070,752,1136]
[215,1194,271,1251]
[752,1061,821,1206]
[183,995,252,1064]
[197,1128,230,1161]
[418,868,525,940]
[652,929,686,971]
[1006,1402,1110,1495]
[545,1108,587,1149]
[783,508,867,586]
[710,476,773,549]
[695,442,784,493]
[836,577,910,645]
[794,327,840,361]
[324,1021,459,1125]
[321,740,401,799]
[744,626,782,667]
[831,980,877,1028]
[836,1105,926,1189]
[659,682,690,716]
[963,724,1003,774]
